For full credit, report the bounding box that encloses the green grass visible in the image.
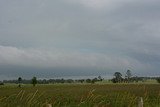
[0,83,160,107]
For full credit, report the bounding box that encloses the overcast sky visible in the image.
[0,0,160,80]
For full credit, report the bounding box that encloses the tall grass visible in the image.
[0,84,160,107]
[0,90,46,107]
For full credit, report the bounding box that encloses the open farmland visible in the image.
[0,84,160,107]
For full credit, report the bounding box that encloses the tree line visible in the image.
[1,76,103,87]
[1,70,160,86]
[111,70,160,83]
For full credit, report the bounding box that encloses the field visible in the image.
[0,83,160,107]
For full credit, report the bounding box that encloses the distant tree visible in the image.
[156,77,160,83]
[86,79,92,83]
[78,79,85,83]
[38,79,49,84]
[0,81,4,85]
[31,77,37,86]
[113,72,123,83]
[48,79,56,84]
[98,76,103,81]
[92,78,98,84]
[66,79,74,83]
[60,78,65,83]
[126,70,132,83]
[111,78,117,83]
[133,76,139,83]
[18,77,22,87]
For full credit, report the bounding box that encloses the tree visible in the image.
[31,77,37,86]
[126,70,132,83]
[156,77,160,83]
[0,81,4,85]
[111,78,117,83]
[86,79,92,83]
[98,76,103,81]
[60,78,65,83]
[92,78,98,84]
[77,79,85,83]
[113,72,123,83]
[18,77,22,87]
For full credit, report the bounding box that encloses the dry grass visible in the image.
[0,84,160,107]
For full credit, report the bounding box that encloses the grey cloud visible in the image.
[0,45,154,79]
[0,0,160,79]
[0,45,131,68]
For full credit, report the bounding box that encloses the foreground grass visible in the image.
[0,84,160,107]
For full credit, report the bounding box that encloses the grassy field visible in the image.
[0,83,160,107]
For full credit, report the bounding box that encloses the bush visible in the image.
[156,77,160,83]
[111,78,118,83]
[0,82,4,85]
[86,79,92,83]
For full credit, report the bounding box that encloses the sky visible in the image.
[0,0,160,80]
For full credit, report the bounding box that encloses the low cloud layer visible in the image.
[0,45,131,69]
[0,45,157,79]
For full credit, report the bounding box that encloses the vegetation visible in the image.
[112,72,123,83]
[1,73,159,106]
[126,70,132,83]
[0,84,160,107]
[156,77,160,83]
[18,77,22,87]
[31,77,37,87]
[2,77,103,84]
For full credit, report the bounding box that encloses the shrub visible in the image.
[156,77,160,83]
